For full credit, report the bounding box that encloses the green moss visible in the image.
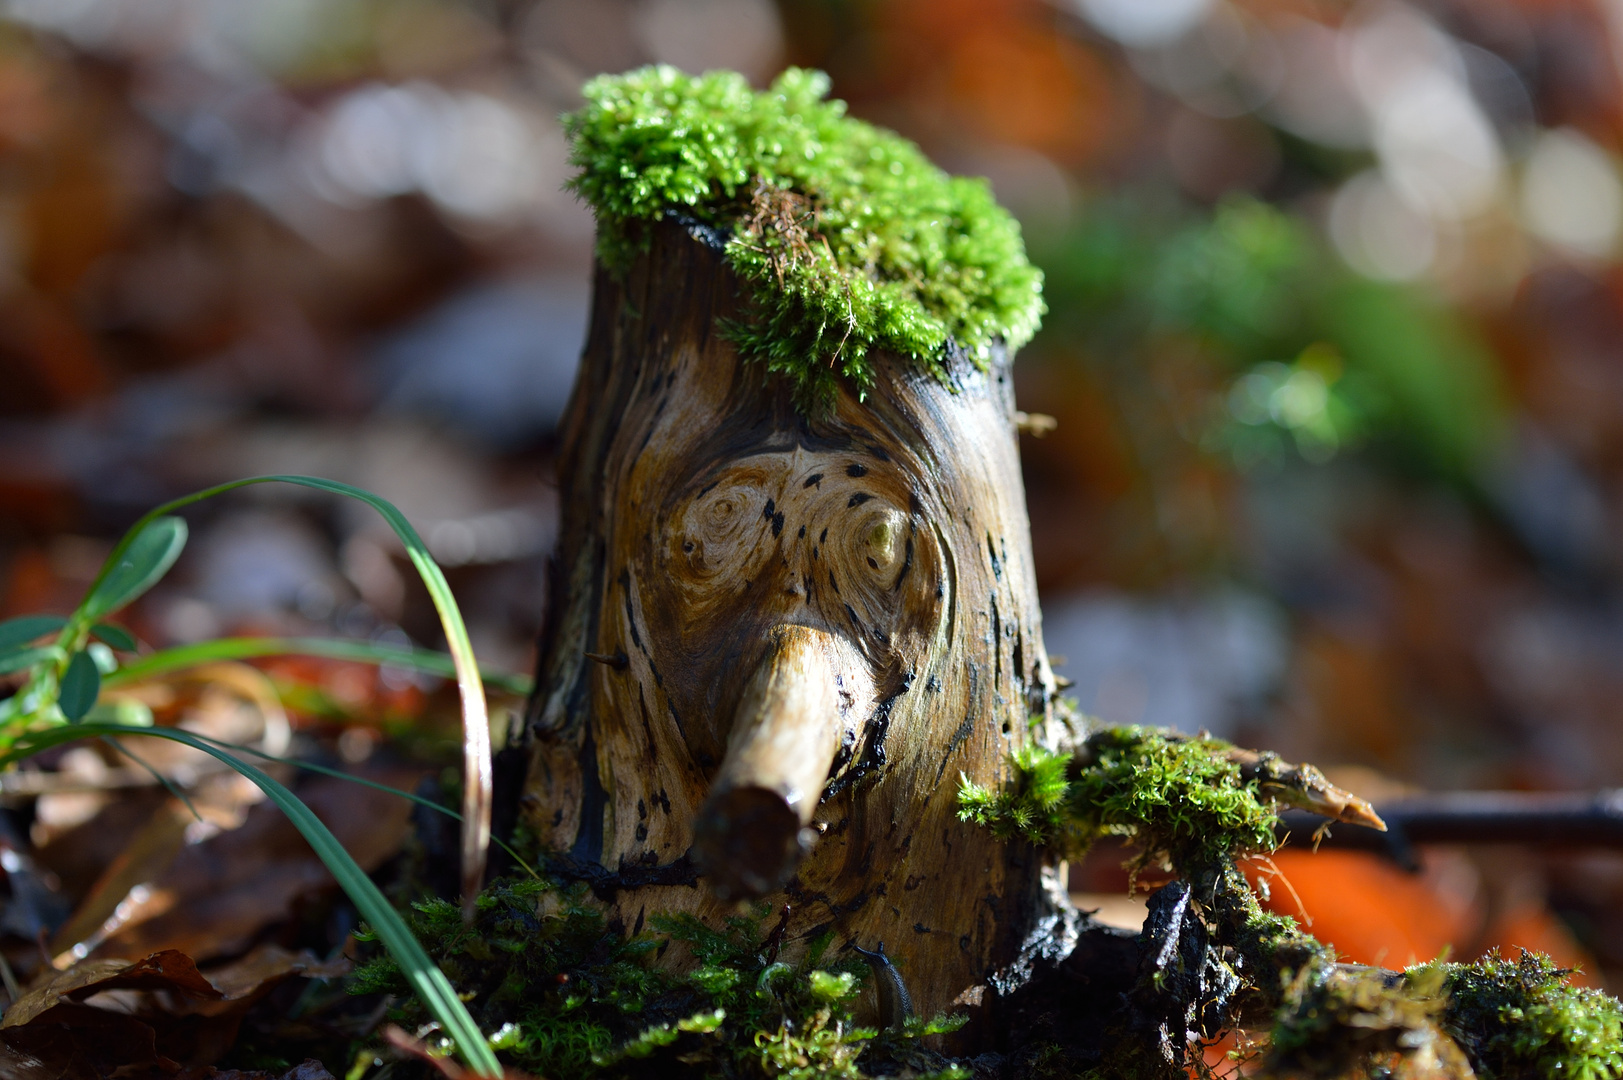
[1068,726,1278,874]
[956,726,1279,875]
[1265,963,1465,1079]
[1259,952,1623,1080]
[564,66,1044,411]
[363,739,1620,1079]
[1442,951,1623,1080]
[351,876,966,1078]
[956,743,1073,846]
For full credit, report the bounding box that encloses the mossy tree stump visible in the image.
[520,68,1070,1032]
[498,70,1623,1078]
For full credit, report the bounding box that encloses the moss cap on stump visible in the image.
[564,65,1045,411]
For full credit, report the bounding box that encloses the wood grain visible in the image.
[522,221,1078,1034]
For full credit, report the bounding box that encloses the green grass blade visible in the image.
[80,476,493,919]
[164,727,542,882]
[102,636,532,696]
[101,735,201,823]
[0,723,503,1077]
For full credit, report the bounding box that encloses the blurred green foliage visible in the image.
[1032,196,1505,480]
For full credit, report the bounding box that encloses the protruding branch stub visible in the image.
[1228,748,1388,831]
[693,625,862,899]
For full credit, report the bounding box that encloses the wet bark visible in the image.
[521,221,1076,1034]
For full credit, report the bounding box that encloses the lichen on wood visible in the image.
[563,66,1044,410]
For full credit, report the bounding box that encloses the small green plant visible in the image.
[565,66,1044,412]
[0,475,512,1077]
[352,876,969,1079]
[956,743,1073,844]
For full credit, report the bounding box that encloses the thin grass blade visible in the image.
[103,636,531,695]
[0,722,503,1077]
[81,476,493,920]
[171,727,542,881]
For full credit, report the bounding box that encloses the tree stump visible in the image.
[520,219,1076,1028]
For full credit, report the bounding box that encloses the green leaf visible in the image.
[82,517,188,620]
[87,476,491,919]
[90,623,139,651]
[0,615,67,653]
[0,723,502,1077]
[59,650,101,721]
[0,646,57,676]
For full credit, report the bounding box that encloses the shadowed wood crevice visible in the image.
[522,221,1076,1036]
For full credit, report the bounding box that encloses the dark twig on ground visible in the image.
[1278,789,1623,870]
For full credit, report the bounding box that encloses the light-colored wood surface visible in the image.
[521,222,1078,1032]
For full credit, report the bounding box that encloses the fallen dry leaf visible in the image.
[0,945,349,1079]
[48,763,421,964]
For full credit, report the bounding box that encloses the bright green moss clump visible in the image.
[1067,726,1278,872]
[564,66,1044,411]
[957,726,1278,874]
[955,743,1073,845]
[1442,951,1623,1079]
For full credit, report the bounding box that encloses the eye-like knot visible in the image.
[677,480,774,578]
[859,508,906,575]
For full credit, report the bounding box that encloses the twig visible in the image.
[1277,788,1623,870]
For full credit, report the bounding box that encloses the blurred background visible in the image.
[1,0,1620,997]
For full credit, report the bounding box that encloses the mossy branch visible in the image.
[956,726,1303,875]
[958,726,1623,1079]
